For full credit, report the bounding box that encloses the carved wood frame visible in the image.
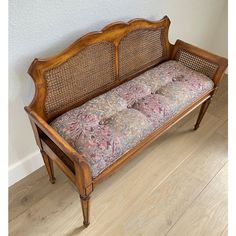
[24,16,228,227]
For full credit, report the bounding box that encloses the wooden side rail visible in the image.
[25,107,86,164]
[24,107,93,197]
[171,40,228,87]
[41,139,76,184]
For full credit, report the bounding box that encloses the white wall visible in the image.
[210,1,228,58]
[9,0,227,185]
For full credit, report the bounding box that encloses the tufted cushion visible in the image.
[111,80,151,107]
[51,60,214,177]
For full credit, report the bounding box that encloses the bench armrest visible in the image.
[171,40,228,87]
[25,107,90,168]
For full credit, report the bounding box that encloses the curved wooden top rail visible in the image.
[27,16,171,121]
[29,16,170,71]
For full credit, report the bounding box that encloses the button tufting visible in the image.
[99,120,105,125]
[155,89,162,95]
[172,74,185,81]
[99,115,115,125]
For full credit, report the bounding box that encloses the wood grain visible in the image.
[217,120,228,138]
[167,164,227,236]
[221,225,228,236]
[208,75,228,122]
[100,132,227,236]
[9,165,67,222]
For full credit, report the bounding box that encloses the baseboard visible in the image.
[8,151,44,187]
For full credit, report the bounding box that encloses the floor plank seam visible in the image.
[148,150,199,196]
[220,224,228,236]
[9,177,69,223]
[148,121,224,196]
[165,161,228,236]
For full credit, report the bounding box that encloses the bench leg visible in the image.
[80,195,90,227]
[194,98,212,130]
[41,150,56,184]
[74,161,93,227]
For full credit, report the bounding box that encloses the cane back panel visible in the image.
[175,48,219,79]
[43,42,116,117]
[119,28,167,80]
[28,17,171,120]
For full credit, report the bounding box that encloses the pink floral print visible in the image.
[51,60,214,178]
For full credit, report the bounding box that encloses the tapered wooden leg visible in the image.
[74,161,93,227]
[41,150,56,184]
[194,98,212,130]
[80,195,90,227]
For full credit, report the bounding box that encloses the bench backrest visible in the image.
[28,16,171,121]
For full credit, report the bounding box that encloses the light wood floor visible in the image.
[9,77,228,236]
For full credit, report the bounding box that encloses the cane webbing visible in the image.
[44,42,116,116]
[175,48,218,79]
[119,28,166,80]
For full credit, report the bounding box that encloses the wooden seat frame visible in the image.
[24,16,227,227]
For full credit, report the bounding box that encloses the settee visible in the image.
[25,16,228,227]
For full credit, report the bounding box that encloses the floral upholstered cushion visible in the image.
[51,60,214,177]
[131,94,174,129]
[111,80,151,107]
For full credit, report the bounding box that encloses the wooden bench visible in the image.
[25,16,227,227]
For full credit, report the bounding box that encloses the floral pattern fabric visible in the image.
[111,80,151,107]
[51,60,214,177]
[132,94,174,129]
